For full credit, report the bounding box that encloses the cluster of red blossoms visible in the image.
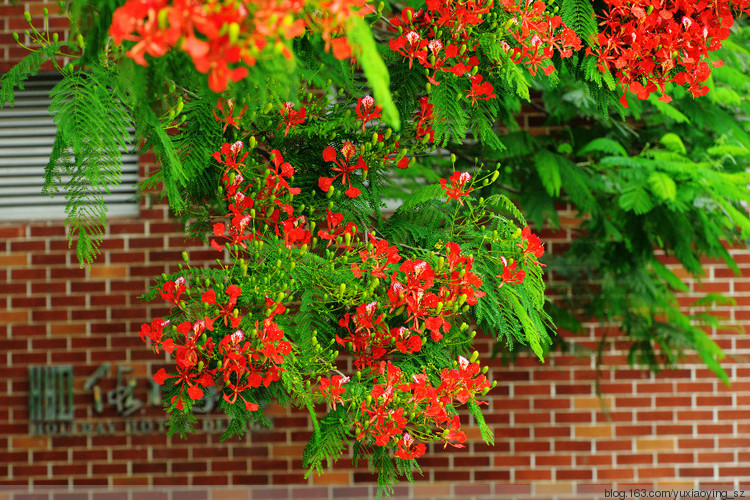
[590,0,750,106]
[211,140,310,252]
[389,0,580,102]
[389,0,496,110]
[389,1,491,85]
[357,357,490,456]
[318,358,490,457]
[498,0,582,76]
[109,0,369,92]
[336,238,485,370]
[142,283,292,411]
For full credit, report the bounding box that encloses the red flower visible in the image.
[355,95,382,132]
[466,74,496,105]
[389,30,428,69]
[319,375,349,410]
[214,98,247,133]
[497,257,526,287]
[440,171,472,205]
[318,211,357,248]
[278,102,306,136]
[139,318,171,353]
[414,96,435,143]
[202,284,242,327]
[319,142,368,198]
[213,141,248,171]
[281,215,311,249]
[395,432,426,460]
[443,415,466,448]
[518,226,544,260]
[351,235,400,279]
[160,277,187,311]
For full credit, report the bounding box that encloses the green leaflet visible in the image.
[468,399,494,446]
[578,137,628,157]
[659,133,687,154]
[561,0,597,45]
[0,47,56,108]
[534,149,562,197]
[347,17,400,130]
[618,185,654,215]
[46,68,135,265]
[647,172,677,202]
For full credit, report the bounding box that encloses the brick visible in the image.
[31,253,67,265]
[576,455,612,467]
[698,453,735,463]
[697,424,733,434]
[615,425,652,437]
[719,467,750,476]
[636,438,676,451]
[515,440,550,452]
[0,254,28,266]
[656,424,692,435]
[555,412,592,424]
[89,265,127,278]
[12,436,49,450]
[617,454,653,465]
[0,226,25,238]
[30,226,65,238]
[535,455,571,466]
[596,440,632,452]
[598,469,635,480]
[494,456,531,467]
[679,468,714,477]
[515,470,552,481]
[574,425,612,439]
[655,396,692,407]
[10,240,45,251]
[556,384,592,395]
[574,396,611,410]
[0,310,29,323]
[556,469,593,480]
[638,467,676,479]
[546,438,590,454]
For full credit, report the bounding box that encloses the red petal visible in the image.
[331,37,352,60]
[322,147,337,162]
[201,290,217,304]
[188,385,204,400]
[318,177,334,192]
[153,368,169,385]
[162,339,175,354]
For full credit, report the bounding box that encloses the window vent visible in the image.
[0,74,139,220]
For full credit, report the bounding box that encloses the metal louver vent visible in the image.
[0,74,139,220]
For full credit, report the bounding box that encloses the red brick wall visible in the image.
[3,3,750,499]
[3,196,750,498]
[0,0,69,73]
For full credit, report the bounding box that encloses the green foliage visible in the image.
[430,75,470,146]
[0,44,63,107]
[45,66,135,265]
[561,0,597,45]
[303,407,349,477]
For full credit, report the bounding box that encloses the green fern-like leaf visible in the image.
[0,46,59,108]
[430,75,470,146]
[47,67,135,265]
[561,0,597,45]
